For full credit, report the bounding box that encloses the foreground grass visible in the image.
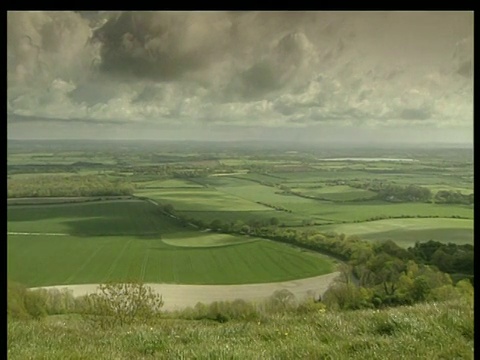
[8,299,473,359]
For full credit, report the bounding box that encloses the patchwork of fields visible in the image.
[134,175,473,241]
[7,143,474,291]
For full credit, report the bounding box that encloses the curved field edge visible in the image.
[29,271,341,311]
[7,200,337,287]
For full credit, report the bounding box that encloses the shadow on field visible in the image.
[61,216,179,238]
[8,200,185,239]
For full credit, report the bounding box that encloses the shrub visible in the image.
[7,281,29,320]
[23,289,48,320]
[81,281,164,328]
[264,289,296,313]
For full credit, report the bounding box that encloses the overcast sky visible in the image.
[7,11,473,144]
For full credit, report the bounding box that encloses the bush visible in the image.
[180,299,260,322]
[81,282,164,328]
[7,281,29,320]
[23,289,48,320]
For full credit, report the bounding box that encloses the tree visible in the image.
[210,219,224,231]
[269,217,280,226]
[84,282,164,328]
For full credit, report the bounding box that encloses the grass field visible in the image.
[7,200,335,287]
[135,178,203,189]
[317,218,474,248]
[291,185,377,201]
[135,188,271,212]
[136,176,473,227]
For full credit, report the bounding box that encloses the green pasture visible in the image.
[135,178,203,189]
[135,188,270,212]
[291,185,377,201]
[145,176,474,225]
[286,200,473,223]
[213,177,314,206]
[8,200,335,287]
[317,218,474,248]
[426,185,473,195]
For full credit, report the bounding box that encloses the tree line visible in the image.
[7,175,134,198]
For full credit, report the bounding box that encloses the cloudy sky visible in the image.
[7,11,473,144]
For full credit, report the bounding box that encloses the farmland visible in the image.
[7,200,335,287]
[7,140,473,288]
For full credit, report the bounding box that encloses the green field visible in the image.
[135,188,271,212]
[291,185,377,201]
[7,142,474,290]
[135,178,203,189]
[317,218,474,248]
[7,200,335,287]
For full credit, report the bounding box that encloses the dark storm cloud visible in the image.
[91,11,232,81]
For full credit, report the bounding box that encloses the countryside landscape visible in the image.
[7,139,474,358]
[8,10,473,360]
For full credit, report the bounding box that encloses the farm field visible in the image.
[7,200,335,287]
[7,140,474,290]
[135,188,272,212]
[290,185,378,201]
[135,178,203,189]
[316,218,474,248]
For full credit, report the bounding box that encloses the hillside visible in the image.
[8,297,473,359]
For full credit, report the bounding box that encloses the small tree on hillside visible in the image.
[83,281,164,328]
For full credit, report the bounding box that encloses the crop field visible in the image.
[136,175,473,227]
[426,185,473,195]
[135,188,271,212]
[135,178,203,189]
[286,201,474,223]
[290,185,378,201]
[7,200,335,287]
[317,218,474,248]
[206,177,473,222]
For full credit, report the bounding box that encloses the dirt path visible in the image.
[30,272,340,311]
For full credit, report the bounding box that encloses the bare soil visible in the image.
[31,272,340,311]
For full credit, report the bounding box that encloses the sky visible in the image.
[7,11,474,144]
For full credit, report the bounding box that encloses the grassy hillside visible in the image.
[7,298,473,359]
